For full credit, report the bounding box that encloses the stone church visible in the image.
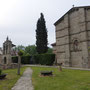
[54,6,90,68]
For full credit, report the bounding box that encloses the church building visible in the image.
[54,6,90,68]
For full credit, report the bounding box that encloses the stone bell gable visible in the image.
[54,6,90,68]
[3,37,15,65]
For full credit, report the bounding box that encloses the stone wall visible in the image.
[55,7,90,68]
[0,63,18,69]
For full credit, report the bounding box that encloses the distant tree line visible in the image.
[14,45,53,56]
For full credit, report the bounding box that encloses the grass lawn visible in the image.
[0,66,27,90]
[31,66,90,90]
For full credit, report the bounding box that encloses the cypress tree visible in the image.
[36,13,48,54]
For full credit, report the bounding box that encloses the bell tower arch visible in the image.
[3,37,15,64]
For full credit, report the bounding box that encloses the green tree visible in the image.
[15,45,25,51]
[14,45,25,56]
[47,47,53,53]
[25,45,37,55]
[36,13,48,54]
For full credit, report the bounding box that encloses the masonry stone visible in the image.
[0,37,18,69]
[54,6,90,68]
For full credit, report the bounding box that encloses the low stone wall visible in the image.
[0,63,18,69]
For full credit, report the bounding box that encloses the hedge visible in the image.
[33,53,55,65]
[21,56,32,64]
[12,56,32,64]
[12,53,55,65]
[12,56,18,63]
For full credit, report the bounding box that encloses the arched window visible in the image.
[73,40,79,51]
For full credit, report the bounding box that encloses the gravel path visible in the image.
[12,68,34,90]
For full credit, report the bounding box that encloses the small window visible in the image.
[73,40,79,51]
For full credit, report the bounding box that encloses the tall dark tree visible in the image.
[36,13,48,54]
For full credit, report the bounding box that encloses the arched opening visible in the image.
[4,57,6,64]
[73,40,79,51]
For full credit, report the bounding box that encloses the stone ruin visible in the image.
[0,37,18,69]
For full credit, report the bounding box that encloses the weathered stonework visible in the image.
[54,6,90,68]
[0,37,17,69]
[2,37,15,65]
[0,63,18,69]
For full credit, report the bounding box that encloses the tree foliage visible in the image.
[36,13,48,54]
[15,45,25,51]
[25,45,37,55]
[15,45,37,56]
[47,47,53,53]
[18,50,24,56]
[14,45,52,56]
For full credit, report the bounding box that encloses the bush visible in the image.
[21,56,32,64]
[34,53,55,65]
[12,56,18,63]
[0,69,2,75]
[12,56,32,64]
[12,53,55,65]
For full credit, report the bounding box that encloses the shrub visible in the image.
[12,56,32,64]
[0,69,2,75]
[21,56,32,64]
[34,53,55,65]
[12,53,55,65]
[12,56,18,63]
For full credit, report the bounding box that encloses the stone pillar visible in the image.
[64,14,71,67]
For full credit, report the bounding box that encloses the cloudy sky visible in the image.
[0,0,90,47]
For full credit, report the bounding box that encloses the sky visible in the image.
[0,0,90,47]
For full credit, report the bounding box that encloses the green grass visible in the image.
[31,67,90,90]
[0,67,27,90]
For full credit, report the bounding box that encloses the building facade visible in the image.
[54,6,90,68]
